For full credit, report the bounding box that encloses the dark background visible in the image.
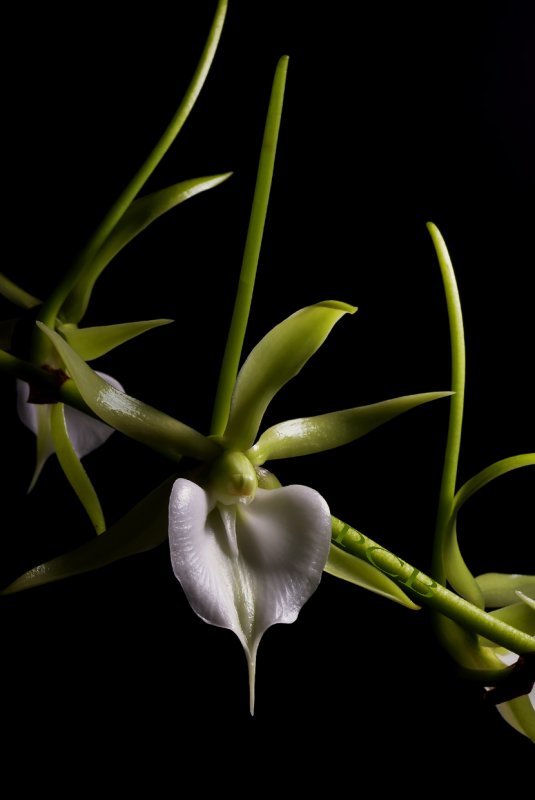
[1,0,533,778]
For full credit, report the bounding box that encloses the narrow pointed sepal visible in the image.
[168,479,332,711]
[224,301,356,450]
[59,318,173,361]
[50,402,106,534]
[248,392,452,464]
[1,475,176,594]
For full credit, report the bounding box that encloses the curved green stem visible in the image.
[427,222,466,583]
[0,273,40,309]
[36,0,228,342]
[210,56,289,436]
[332,517,535,655]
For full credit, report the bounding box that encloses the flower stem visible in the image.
[210,56,289,436]
[331,516,535,655]
[36,0,228,337]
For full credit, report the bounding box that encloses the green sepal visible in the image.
[59,318,173,361]
[497,696,535,742]
[61,174,232,323]
[0,272,40,309]
[325,543,420,609]
[476,573,535,608]
[248,391,452,464]
[37,323,220,463]
[1,475,176,594]
[224,301,357,450]
[50,402,106,534]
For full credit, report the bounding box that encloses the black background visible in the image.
[1,0,534,779]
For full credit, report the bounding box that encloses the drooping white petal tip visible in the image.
[168,478,332,714]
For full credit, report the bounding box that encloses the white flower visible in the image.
[37,303,450,710]
[168,475,332,713]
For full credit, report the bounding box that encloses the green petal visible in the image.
[1,475,175,594]
[59,318,173,361]
[476,573,535,608]
[325,544,420,609]
[248,391,452,464]
[497,696,535,742]
[50,403,106,534]
[224,301,356,450]
[37,323,219,463]
[61,174,231,323]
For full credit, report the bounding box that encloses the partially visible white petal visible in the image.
[168,479,331,712]
[16,379,39,435]
[64,372,123,458]
[16,372,123,461]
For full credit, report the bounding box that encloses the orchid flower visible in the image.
[0,0,230,532]
[15,372,124,534]
[0,272,173,531]
[0,44,452,712]
[427,223,535,741]
[30,300,451,711]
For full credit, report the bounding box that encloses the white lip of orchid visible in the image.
[168,463,332,714]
